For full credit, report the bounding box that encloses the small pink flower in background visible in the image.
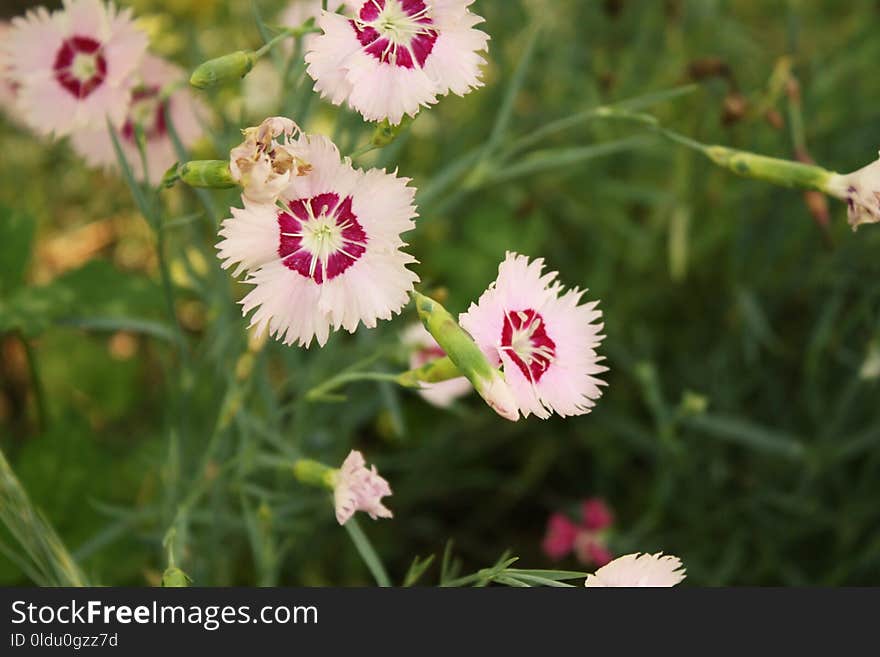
[584,552,686,588]
[217,131,419,347]
[402,323,472,408]
[459,252,607,420]
[542,497,614,567]
[3,0,148,137]
[333,449,393,525]
[306,0,489,124]
[229,116,312,204]
[70,54,205,182]
[574,534,613,568]
[541,512,578,560]
[582,497,613,531]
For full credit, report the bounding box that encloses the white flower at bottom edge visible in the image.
[459,252,607,420]
[217,133,419,348]
[584,552,686,588]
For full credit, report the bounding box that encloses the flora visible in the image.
[1,0,878,589]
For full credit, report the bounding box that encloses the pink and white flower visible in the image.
[306,0,489,124]
[584,552,686,588]
[3,0,148,137]
[402,322,472,408]
[70,54,205,182]
[229,116,312,204]
[459,253,607,420]
[333,449,393,525]
[217,132,419,347]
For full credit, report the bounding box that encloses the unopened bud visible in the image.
[412,291,519,421]
[161,567,192,587]
[293,459,337,490]
[190,51,257,89]
[178,160,236,189]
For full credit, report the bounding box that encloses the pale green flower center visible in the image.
[71,52,99,82]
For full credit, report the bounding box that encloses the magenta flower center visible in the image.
[350,0,439,69]
[277,193,368,284]
[500,309,556,383]
[53,36,107,99]
[121,86,168,143]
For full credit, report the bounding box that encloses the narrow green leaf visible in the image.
[685,413,806,460]
[403,554,436,586]
[344,517,391,587]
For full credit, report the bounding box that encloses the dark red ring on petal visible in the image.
[501,309,557,383]
[53,35,108,99]
[278,193,368,284]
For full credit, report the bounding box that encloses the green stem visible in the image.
[254,23,320,58]
[305,371,412,402]
[344,517,391,587]
[348,142,379,159]
[305,355,466,402]
[592,108,837,192]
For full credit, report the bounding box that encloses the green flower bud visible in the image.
[178,160,236,189]
[293,459,337,490]
[190,51,257,89]
[412,291,519,421]
[704,145,834,192]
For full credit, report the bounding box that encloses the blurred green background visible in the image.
[1,0,880,586]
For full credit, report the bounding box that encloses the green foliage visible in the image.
[1,0,880,588]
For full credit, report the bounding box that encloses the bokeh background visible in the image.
[2,0,880,586]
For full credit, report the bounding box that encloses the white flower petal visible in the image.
[584,552,686,588]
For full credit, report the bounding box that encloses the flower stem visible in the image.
[254,22,320,59]
[305,371,413,402]
[19,333,49,430]
[344,517,391,587]
[305,355,466,402]
[593,108,839,193]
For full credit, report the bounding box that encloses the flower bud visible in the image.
[190,51,257,89]
[161,566,192,587]
[178,160,236,188]
[412,291,519,421]
[704,145,833,191]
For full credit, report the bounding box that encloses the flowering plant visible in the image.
[1,0,878,590]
